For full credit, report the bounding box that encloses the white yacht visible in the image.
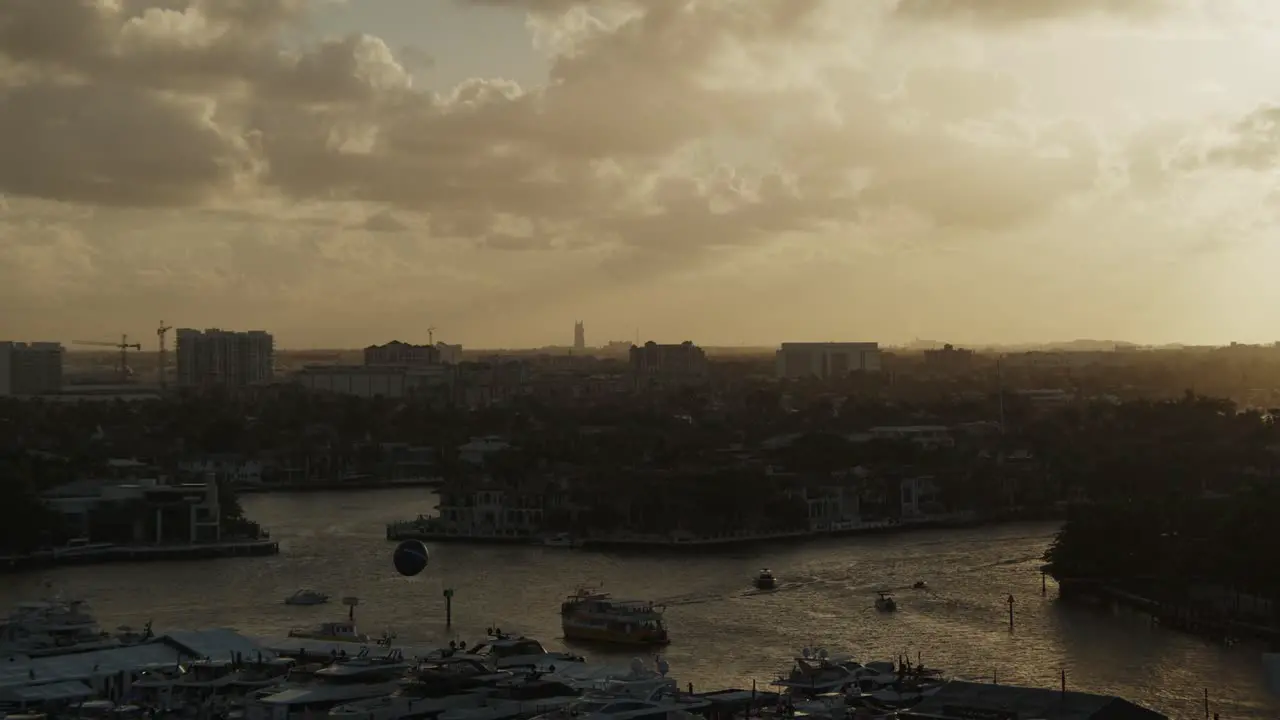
[772,649,860,695]
[285,590,330,606]
[436,676,582,720]
[441,634,584,671]
[245,649,411,720]
[329,657,513,720]
[0,599,135,657]
[528,687,710,720]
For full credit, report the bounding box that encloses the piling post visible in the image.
[1041,571,1047,596]
[443,588,455,627]
[1203,688,1209,719]
[1060,669,1066,696]
[1007,594,1015,631]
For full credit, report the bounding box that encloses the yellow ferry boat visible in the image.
[559,585,669,647]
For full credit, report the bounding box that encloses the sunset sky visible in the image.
[3,0,1280,349]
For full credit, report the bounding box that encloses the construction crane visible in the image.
[73,334,142,383]
[157,321,173,390]
[427,326,436,345]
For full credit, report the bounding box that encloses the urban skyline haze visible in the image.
[3,0,1280,348]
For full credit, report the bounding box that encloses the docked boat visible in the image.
[753,569,777,590]
[0,598,143,657]
[454,632,585,670]
[330,657,512,720]
[287,620,371,644]
[245,649,411,720]
[436,676,582,720]
[560,586,669,647]
[284,589,330,606]
[772,649,860,696]
[874,591,897,613]
[529,682,711,720]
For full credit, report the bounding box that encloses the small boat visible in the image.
[542,533,583,549]
[912,581,928,590]
[754,569,777,590]
[285,589,330,606]
[874,591,897,613]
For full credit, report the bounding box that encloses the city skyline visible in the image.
[4,1,1280,347]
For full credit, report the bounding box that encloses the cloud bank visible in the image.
[0,0,1277,346]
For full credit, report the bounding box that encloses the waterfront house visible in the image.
[179,454,266,486]
[458,436,512,467]
[42,477,225,545]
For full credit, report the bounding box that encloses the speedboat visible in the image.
[874,592,897,613]
[285,589,330,606]
[754,569,777,590]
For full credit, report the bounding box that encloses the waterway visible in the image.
[1,488,1274,718]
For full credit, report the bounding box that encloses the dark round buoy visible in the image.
[393,540,430,577]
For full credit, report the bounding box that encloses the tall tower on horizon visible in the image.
[574,321,585,351]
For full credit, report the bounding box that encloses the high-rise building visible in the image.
[574,321,585,351]
[175,329,274,388]
[630,341,708,386]
[364,340,440,366]
[0,341,63,396]
[775,342,881,379]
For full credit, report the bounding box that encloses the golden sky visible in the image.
[2,0,1279,348]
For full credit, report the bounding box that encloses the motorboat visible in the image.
[912,581,928,590]
[284,589,330,606]
[436,676,582,720]
[874,592,897,613]
[287,620,370,644]
[560,586,669,647]
[753,569,777,590]
[445,632,585,671]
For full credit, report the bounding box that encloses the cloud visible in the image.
[0,0,1274,346]
[891,0,1172,25]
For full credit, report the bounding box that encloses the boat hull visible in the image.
[561,624,670,647]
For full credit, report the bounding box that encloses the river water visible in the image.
[2,488,1274,718]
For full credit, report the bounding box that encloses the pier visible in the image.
[0,538,279,573]
[384,513,980,550]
